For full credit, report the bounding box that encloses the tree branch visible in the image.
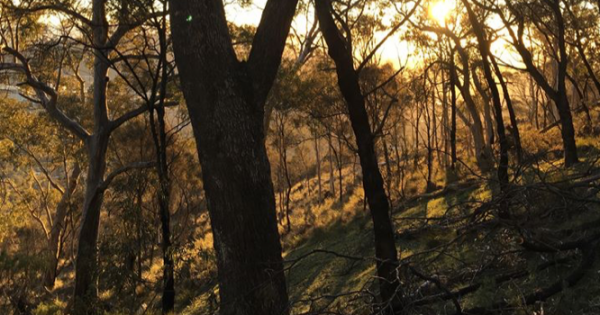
[1,47,90,140]
[247,0,300,108]
[99,161,156,192]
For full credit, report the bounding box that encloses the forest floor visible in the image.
[178,135,600,315]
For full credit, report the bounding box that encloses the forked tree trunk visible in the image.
[502,0,578,166]
[169,0,298,313]
[444,35,493,172]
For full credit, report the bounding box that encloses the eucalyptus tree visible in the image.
[168,0,299,313]
[416,8,494,173]
[0,0,165,312]
[315,0,419,310]
[486,0,580,166]
[460,0,510,216]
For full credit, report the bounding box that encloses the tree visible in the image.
[0,1,162,311]
[315,0,408,310]
[461,0,510,216]
[491,0,579,166]
[168,0,299,313]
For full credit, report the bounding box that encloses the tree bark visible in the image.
[502,0,578,166]
[472,64,495,147]
[147,20,176,311]
[450,52,458,171]
[490,56,523,163]
[73,132,109,313]
[169,0,298,313]
[316,0,401,310]
[72,1,112,310]
[314,131,323,203]
[462,0,510,216]
[45,163,81,289]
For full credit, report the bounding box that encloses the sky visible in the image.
[225,0,419,68]
[224,0,523,70]
[37,0,523,70]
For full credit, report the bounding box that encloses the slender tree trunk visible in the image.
[314,133,323,203]
[337,133,343,205]
[449,53,458,181]
[491,57,523,163]
[328,135,336,197]
[422,82,436,193]
[147,35,176,311]
[414,104,421,169]
[316,0,401,310]
[282,135,293,233]
[472,64,495,147]
[462,0,510,216]
[157,115,175,314]
[157,21,176,314]
[45,164,81,289]
[382,138,393,199]
[449,41,493,172]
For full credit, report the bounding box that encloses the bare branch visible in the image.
[99,161,156,192]
[1,47,90,140]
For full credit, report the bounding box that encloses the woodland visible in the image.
[1,0,600,314]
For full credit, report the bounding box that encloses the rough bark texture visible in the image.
[315,0,401,310]
[169,0,298,314]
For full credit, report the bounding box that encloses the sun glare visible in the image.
[429,0,454,25]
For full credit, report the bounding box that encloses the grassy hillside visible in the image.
[174,136,600,315]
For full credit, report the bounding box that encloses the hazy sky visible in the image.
[37,0,521,69]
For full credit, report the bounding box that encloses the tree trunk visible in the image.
[73,132,110,313]
[337,134,344,205]
[448,39,493,172]
[45,164,81,289]
[316,0,401,310]
[503,0,578,166]
[491,56,523,164]
[447,53,459,184]
[72,1,112,310]
[462,0,510,216]
[147,29,176,310]
[314,133,323,203]
[556,91,579,166]
[328,135,336,198]
[169,0,297,313]
[472,65,495,147]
